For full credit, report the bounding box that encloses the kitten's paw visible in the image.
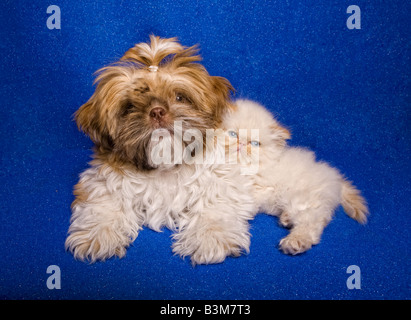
[279,211,293,228]
[279,234,313,255]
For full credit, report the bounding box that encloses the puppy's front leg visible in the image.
[65,166,142,262]
[172,206,253,265]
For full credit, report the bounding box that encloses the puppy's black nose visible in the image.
[149,107,166,120]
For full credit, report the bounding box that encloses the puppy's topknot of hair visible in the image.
[121,35,202,69]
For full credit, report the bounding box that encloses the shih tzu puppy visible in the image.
[222,99,369,255]
[65,36,256,264]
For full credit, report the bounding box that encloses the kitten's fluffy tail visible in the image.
[341,180,369,224]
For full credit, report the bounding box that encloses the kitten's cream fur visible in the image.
[222,99,369,255]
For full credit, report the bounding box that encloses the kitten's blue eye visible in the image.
[228,131,238,138]
[250,141,260,147]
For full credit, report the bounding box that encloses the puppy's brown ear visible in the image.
[75,63,137,150]
[211,76,235,122]
[74,95,113,151]
[212,76,234,99]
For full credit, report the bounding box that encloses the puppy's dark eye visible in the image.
[176,93,190,104]
[123,103,135,115]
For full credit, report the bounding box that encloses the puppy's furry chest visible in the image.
[122,165,211,232]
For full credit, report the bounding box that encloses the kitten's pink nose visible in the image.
[149,107,166,120]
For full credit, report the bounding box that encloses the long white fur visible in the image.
[66,136,257,264]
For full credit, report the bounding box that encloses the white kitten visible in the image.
[222,99,369,255]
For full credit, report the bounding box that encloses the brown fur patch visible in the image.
[71,181,89,209]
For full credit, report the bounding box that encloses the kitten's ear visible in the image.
[270,122,291,146]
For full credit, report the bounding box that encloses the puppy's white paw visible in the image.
[279,234,313,255]
[191,238,243,265]
[173,228,249,265]
[65,226,130,262]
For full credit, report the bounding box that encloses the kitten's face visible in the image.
[222,100,290,168]
[224,126,265,166]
